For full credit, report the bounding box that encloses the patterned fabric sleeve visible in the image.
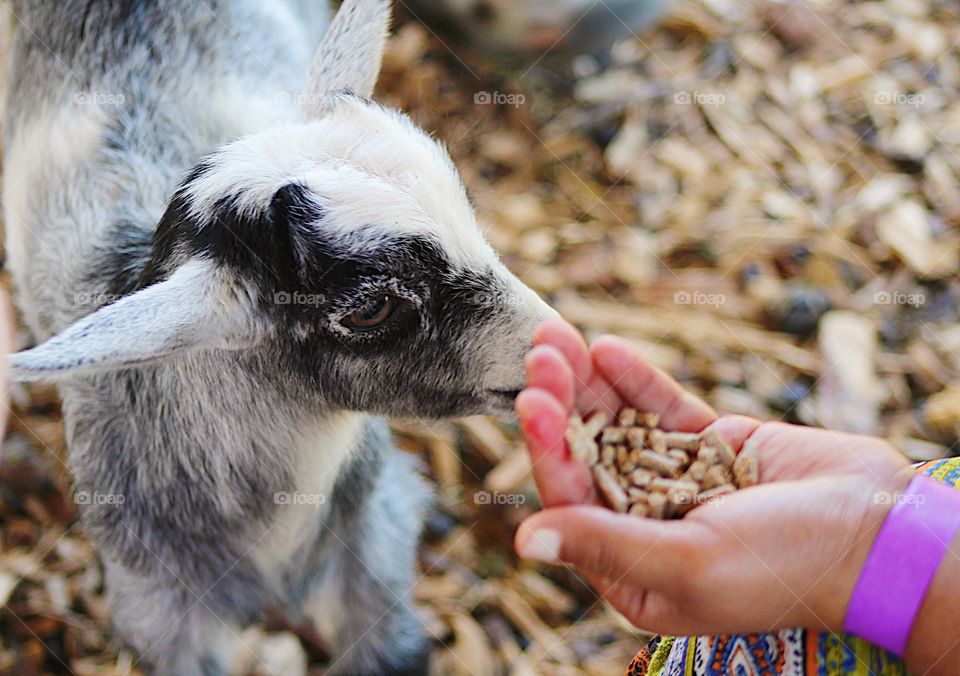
[633,456,960,676]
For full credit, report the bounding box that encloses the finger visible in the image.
[525,345,575,412]
[583,571,711,637]
[590,336,715,431]
[531,321,623,417]
[515,506,689,590]
[737,421,905,481]
[581,571,670,633]
[533,319,592,384]
[583,571,650,623]
[573,371,624,420]
[702,415,763,453]
[516,388,595,506]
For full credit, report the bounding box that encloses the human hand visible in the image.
[516,318,716,508]
[515,320,912,636]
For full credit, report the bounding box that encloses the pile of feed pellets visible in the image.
[566,408,759,519]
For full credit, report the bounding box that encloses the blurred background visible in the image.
[1,0,959,673]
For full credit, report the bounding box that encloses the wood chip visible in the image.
[460,416,513,463]
[701,465,733,490]
[446,613,496,676]
[625,428,647,448]
[815,311,883,435]
[601,427,627,444]
[701,429,735,465]
[636,450,683,478]
[647,492,667,519]
[498,589,576,665]
[732,443,760,488]
[647,429,668,453]
[592,465,629,513]
[683,460,708,483]
[629,468,655,488]
[566,416,598,464]
[662,432,702,451]
[484,446,533,494]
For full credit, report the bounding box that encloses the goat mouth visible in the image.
[480,389,522,419]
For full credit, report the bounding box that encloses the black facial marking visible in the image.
[137,166,516,417]
[141,165,326,294]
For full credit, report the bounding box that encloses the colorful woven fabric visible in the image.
[636,630,908,676]
[918,457,960,487]
[634,455,960,676]
[627,645,653,676]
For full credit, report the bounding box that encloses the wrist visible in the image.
[903,526,960,674]
[843,472,960,656]
[816,468,914,632]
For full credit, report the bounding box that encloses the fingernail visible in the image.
[518,528,562,562]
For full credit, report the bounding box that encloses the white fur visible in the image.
[3,106,110,331]
[251,411,366,592]
[3,74,294,340]
[9,260,259,379]
[184,96,500,270]
[300,0,391,113]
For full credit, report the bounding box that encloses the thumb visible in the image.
[515,506,691,591]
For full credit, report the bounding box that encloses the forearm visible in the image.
[905,529,960,675]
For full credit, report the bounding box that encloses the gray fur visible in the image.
[3,1,554,674]
[300,0,391,114]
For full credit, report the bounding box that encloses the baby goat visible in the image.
[3,0,553,673]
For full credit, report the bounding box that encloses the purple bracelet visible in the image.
[844,475,960,656]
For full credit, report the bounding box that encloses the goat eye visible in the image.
[343,295,397,330]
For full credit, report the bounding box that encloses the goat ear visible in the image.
[300,0,392,118]
[9,262,257,381]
